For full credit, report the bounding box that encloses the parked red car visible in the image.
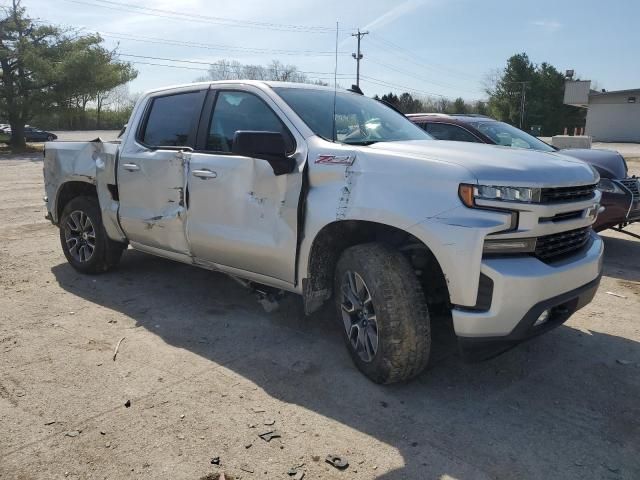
[408,114,640,233]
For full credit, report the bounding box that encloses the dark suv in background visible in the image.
[408,113,640,233]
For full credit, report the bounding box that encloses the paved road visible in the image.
[0,154,639,480]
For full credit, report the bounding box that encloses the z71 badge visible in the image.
[315,154,355,165]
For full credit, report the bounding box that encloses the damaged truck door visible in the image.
[117,88,206,255]
[187,88,304,284]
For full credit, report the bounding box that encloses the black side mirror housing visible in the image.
[232,131,296,176]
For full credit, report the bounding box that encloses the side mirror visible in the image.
[232,131,296,176]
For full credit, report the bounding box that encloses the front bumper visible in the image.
[453,231,603,359]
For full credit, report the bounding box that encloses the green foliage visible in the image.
[31,106,133,131]
[0,0,136,143]
[452,97,467,114]
[379,91,485,115]
[487,53,586,135]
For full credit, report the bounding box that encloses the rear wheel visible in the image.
[334,243,431,384]
[59,196,125,273]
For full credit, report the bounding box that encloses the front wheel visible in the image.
[334,243,431,384]
[59,196,125,273]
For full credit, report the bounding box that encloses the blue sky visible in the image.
[23,0,640,101]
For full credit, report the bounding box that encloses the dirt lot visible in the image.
[1,151,639,480]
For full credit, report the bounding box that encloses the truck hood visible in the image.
[366,140,598,187]
[557,148,627,179]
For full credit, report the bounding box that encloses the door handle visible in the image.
[122,163,140,172]
[192,169,217,179]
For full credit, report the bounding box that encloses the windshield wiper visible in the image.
[343,140,379,146]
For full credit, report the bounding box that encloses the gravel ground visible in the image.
[0,153,639,480]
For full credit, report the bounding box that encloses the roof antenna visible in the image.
[332,21,338,142]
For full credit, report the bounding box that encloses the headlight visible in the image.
[459,184,541,207]
[597,178,624,194]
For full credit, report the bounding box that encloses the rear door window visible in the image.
[140,91,204,147]
[426,123,479,143]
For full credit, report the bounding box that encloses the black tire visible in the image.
[47,135,55,141]
[334,242,431,384]
[59,196,125,274]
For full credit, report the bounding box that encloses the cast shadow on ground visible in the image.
[52,249,640,480]
[600,232,640,282]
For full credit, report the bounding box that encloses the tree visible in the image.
[474,100,488,116]
[52,33,136,129]
[0,0,60,146]
[452,97,467,114]
[0,1,136,145]
[486,53,586,135]
[199,59,326,85]
[380,92,400,109]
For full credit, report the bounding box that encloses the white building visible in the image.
[564,80,640,142]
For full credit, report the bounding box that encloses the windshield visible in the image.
[273,87,432,145]
[469,121,555,152]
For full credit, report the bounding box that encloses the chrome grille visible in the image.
[535,227,591,260]
[619,178,640,199]
[540,184,596,203]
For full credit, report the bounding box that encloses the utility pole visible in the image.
[351,29,369,88]
[505,81,530,129]
[519,82,527,129]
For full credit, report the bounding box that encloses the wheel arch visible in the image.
[55,180,98,224]
[301,219,450,315]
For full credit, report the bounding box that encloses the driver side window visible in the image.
[207,91,294,153]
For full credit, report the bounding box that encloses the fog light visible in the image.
[533,309,551,327]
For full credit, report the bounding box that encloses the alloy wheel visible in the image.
[340,270,379,362]
[64,210,96,263]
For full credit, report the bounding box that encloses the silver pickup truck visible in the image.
[43,81,603,383]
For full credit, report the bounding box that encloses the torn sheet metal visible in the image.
[43,141,99,223]
[95,141,127,242]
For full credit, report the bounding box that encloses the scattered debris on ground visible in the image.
[199,473,233,480]
[616,359,633,365]
[325,454,349,470]
[112,336,125,361]
[605,291,627,299]
[258,430,281,442]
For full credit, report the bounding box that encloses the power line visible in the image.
[366,57,483,96]
[367,34,477,82]
[359,74,449,98]
[127,60,351,83]
[89,29,349,57]
[117,54,354,78]
[64,0,338,33]
[120,54,465,99]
